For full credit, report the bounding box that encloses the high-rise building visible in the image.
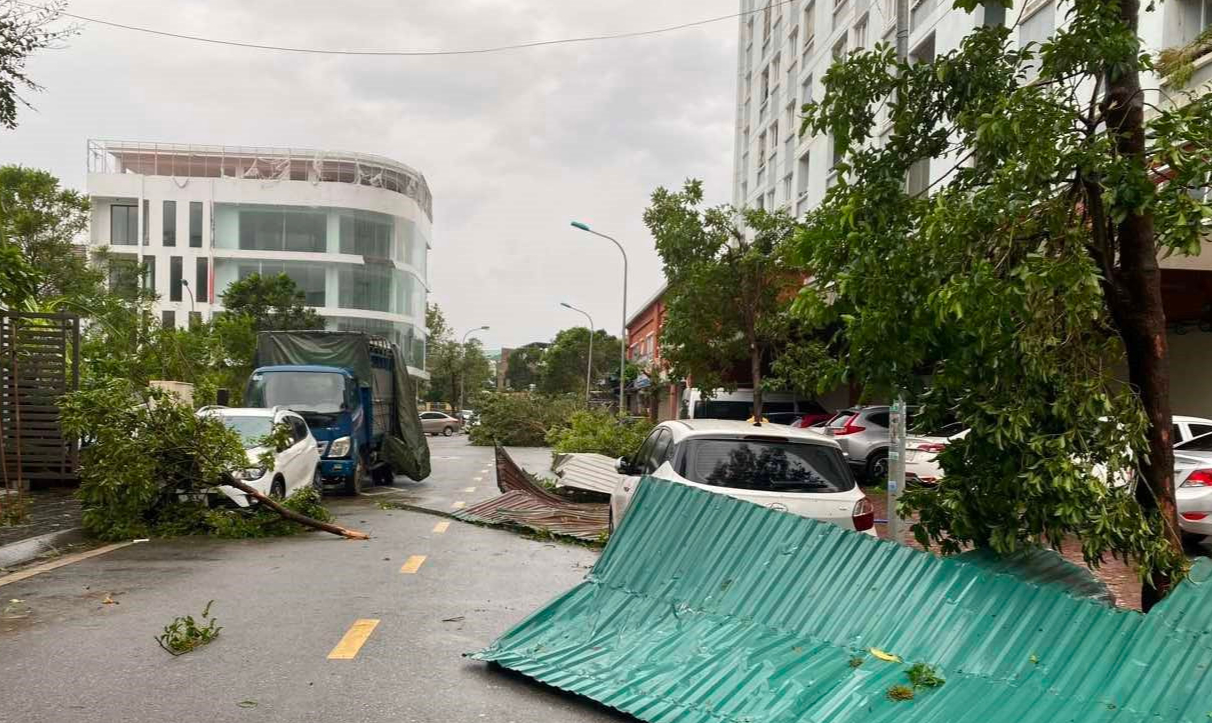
[85,140,432,378]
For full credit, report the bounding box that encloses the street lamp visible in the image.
[560,302,594,406]
[179,278,196,320]
[459,325,490,420]
[570,221,628,414]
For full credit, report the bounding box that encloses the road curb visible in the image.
[0,527,86,570]
[385,502,459,521]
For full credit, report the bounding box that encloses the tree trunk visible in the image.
[1104,0,1182,611]
[222,475,370,540]
[750,343,764,424]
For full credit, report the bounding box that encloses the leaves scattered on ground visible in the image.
[906,662,945,689]
[155,600,221,656]
[886,684,915,702]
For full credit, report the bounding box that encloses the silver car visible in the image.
[419,411,462,436]
[825,406,891,481]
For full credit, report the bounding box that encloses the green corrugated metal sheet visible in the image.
[472,477,1212,722]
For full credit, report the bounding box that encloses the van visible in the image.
[680,388,829,424]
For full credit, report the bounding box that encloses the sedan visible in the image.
[196,406,321,506]
[420,411,463,436]
[1173,432,1212,541]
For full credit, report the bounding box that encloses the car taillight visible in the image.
[852,497,875,531]
[833,414,866,436]
[1181,512,1209,521]
[915,442,946,453]
[1182,470,1212,488]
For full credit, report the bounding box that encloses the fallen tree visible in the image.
[220,474,368,540]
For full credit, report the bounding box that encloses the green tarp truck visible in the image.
[246,331,430,494]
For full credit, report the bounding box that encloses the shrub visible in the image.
[546,409,655,459]
[468,393,580,447]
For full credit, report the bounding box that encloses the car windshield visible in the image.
[247,371,346,414]
[216,415,273,448]
[1177,431,1212,452]
[680,438,853,493]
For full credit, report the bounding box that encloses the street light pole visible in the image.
[570,221,628,414]
[560,302,595,406]
[459,325,489,420]
[180,279,196,322]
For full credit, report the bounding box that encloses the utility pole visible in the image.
[887,0,911,544]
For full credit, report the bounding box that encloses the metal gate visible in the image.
[1,312,80,489]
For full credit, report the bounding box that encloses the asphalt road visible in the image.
[0,438,626,722]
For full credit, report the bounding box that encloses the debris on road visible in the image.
[452,446,609,542]
[473,477,1212,722]
[551,452,618,497]
[155,600,222,656]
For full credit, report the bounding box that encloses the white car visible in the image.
[609,419,876,536]
[904,425,968,486]
[1174,415,1212,445]
[1173,432,1212,541]
[196,407,321,507]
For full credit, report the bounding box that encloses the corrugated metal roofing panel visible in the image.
[552,452,620,496]
[472,477,1212,722]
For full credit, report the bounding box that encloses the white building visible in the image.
[731,0,1212,413]
[85,140,432,379]
[732,0,1212,215]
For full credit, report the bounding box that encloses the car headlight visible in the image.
[233,467,267,481]
[327,436,352,458]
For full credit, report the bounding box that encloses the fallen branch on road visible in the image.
[221,474,370,540]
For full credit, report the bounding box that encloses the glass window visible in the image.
[868,411,890,428]
[1190,424,1212,440]
[169,256,182,301]
[246,371,347,414]
[189,201,203,247]
[161,310,176,328]
[162,201,176,246]
[339,212,393,257]
[1178,430,1212,452]
[225,259,325,306]
[110,205,137,245]
[680,438,853,492]
[646,429,673,473]
[804,2,816,49]
[632,429,662,469]
[339,263,394,312]
[855,13,869,47]
[287,416,310,443]
[144,258,155,293]
[195,258,209,302]
[214,415,274,448]
[284,212,326,252]
[237,208,326,252]
[797,153,811,195]
[142,200,149,244]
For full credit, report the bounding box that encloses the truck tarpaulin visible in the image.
[255,331,430,481]
[473,477,1212,722]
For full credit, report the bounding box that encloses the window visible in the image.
[1191,423,1212,440]
[746,17,755,46]
[189,201,203,248]
[162,201,176,246]
[142,200,149,244]
[797,152,811,195]
[771,53,782,87]
[144,258,155,293]
[110,205,137,245]
[188,311,202,329]
[854,13,869,48]
[833,0,849,26]
[907,157,931,196]
[804,2,817,56]
[883,0,897,28]
[832,35,847,62]
[763,0,773,43]
[287,416,310,444]
[1019,2,1054,52]
[911,33,936,65]
[169,256,182,301]
[786,58,797,92]
[911,0,937,31]
[161,310,176,328]
[1175,0,1212,44]
[195,258,209,303]
[766,189,776,210]
[238,208,327,252]
[758,131,767,165]
[771,120,780,151]
[644,429,673,474]
[789,26,799,56]
[228,260,326,306]
[679,438,853,492]
[761,66,771,101]
[783,173,793,202]
[801,74,813,104]
[339,263,394,312]
[339,212,393,257]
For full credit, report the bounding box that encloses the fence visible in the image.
[1,312,81,490]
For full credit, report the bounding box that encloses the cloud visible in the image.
[2,0,739,350]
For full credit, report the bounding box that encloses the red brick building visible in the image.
[625,283,681,419]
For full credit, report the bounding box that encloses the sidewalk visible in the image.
[0,488,84,570]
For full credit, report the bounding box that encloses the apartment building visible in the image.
[85,140,432,378]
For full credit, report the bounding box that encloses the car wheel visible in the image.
[442,426,454,437]
[311,466,323,496]
[269,477,286,500]
[344,461,364,496]
[866,450,889,482]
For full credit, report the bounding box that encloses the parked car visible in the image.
[1172,432,1212,542]
[196,406,321,506]
[609,419,875,536]
[680,388,829,424]
[420,411,462,436]
[1174,415,1212,445]
[904,425,968,486]
[824,406,893,481]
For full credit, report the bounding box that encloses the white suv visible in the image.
[196,407,321,506]
[610,419,875,536]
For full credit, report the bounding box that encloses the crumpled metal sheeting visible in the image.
[451,446,608,541]
[473,477,1212,723]
[551,452,619,496]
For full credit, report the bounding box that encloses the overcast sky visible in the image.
[3,0,739,350]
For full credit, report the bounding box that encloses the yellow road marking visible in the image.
[452,501,466,510]
[463,486,476,493]
[432,521,451,534]
[326,619,380,660]
[0,542,134,588]
[400,555,427,574]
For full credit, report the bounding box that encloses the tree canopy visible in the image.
[0,165,97,303]
[539,326,618,396]
[0,1,73,129]
[644,179,800,419]
[504,343,545,391]
[793,0,1212,600]
[422,303,493,409]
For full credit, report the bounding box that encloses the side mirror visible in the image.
[616,457,634,475]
